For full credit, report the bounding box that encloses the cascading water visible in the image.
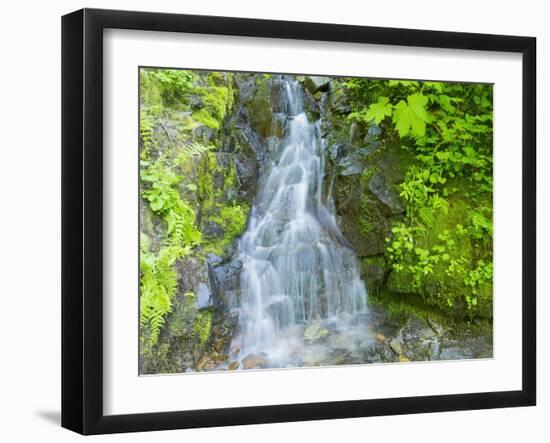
[229,78,369,367]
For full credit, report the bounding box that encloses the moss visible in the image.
[139,337,172,374]
[203,202,250,256]
[192,109,221,130]
[370,286,460,327]
[245,78,274,137]
[193,309,213,345]
[358,211,375,237]
[195,149,252,256]
[385,190,493,320]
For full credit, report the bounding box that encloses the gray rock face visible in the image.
[195,282,212,310]
[368,172,404,214]
[301,76,331,94]
[365,305,493,363]
[202,220,224,238]
[240,77,287,139]
[363,263,386,289]
[329,143,367,176]
[207,259,244,306]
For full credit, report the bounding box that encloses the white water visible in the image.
[230,79,368,367]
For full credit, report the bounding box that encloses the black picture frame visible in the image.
[62,8,536,435]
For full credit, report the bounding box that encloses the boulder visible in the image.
[207,259,244,306]
[195,282,212,310]
[369,172,404,214]
[241,353,270,369]
[301,76,331,94]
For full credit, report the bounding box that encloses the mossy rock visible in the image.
[362,256,387,293]
[242,77,284,139]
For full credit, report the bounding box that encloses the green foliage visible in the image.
[345,78,493,318]
[140,68,195,108]
[139,157,202,348]
[138,68,243,353]
[192,75,234,130]
[141,158,201,246]
[140,235,185,348]
[206,203,250,255]
[364,96,393,124]
[392,93,431,137]
[139,110,155,157]
[193,309,213,345]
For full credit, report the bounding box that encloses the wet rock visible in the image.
[400,316,441,361]
[362,256,387,291]
[213,259,243,286]
[340,157,365,176]
[327,348,353,365]
[438,346,473,361]
[365,342,398,363]
[210,312,239,351]
[389,338,403,355]
[439,333,492,360]
[212,337,226,353]
[228,361,239,370]
[230,347,240,357]
[213,353,229,363]
[176,258,207,295]
[301,76,331,94]
[366,304,402,339]
[240,77,293,139]
[399,355,411,363]
[242,353,269,369]
[427,317,446,337]
[302,88,321,122]
[206,253,223,266]
[369,172,404,214]
[376,333,386,343]
[285,164,305,184]
[233,156,257,201]
[329,143,367,176]
[195,355,211,371]
[195,282,212,310]
[232,122,268,160]
[208,259,243,304]
[203,220,225,237]
[304,321,330,343]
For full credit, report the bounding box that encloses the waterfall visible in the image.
[230,78,368,366]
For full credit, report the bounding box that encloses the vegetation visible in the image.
[345,79,493,319]
[139,68,242,356]
[138,69,494,373]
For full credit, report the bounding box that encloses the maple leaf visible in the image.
[392,93,432,137]
[365,96,393,124]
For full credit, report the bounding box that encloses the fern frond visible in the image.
[176,142,213,168]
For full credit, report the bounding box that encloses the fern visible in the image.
[140,157,202,347]
[139,109,155,159]
[176,142,213,164]
[140,240,185,344]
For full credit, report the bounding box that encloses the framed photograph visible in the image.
[62,8,536,435]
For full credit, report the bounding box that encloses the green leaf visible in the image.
[388,80,419,88]
[392,93,431,137]
[437,94,456,113]
[150,197,165,211]
[365,96,393,124]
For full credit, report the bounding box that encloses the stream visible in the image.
[225,79,374,369]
